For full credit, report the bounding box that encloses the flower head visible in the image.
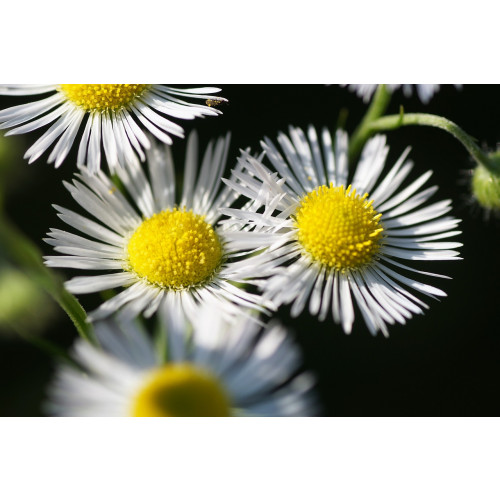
[46,307,319,417]
[45,131,276,323]
[222,125,462,336]
[0,84,226,173]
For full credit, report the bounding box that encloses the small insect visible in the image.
[206,97,228,108]
[108,186,118,195]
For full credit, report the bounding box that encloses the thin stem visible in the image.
[22,334,82,370]
[349,85,392,163]
[349,112,499,174]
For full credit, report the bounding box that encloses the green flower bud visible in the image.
[471,163,500,212]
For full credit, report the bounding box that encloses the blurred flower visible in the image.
[471,163,500,215]
[45,132,277,323]
[0,265,55,336]
[46,306,319,417]
[342,84,461,104]
[0,84,226,173]
[222,125,462,336]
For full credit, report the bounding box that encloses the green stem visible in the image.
[0,216,96,344]
[154,317,168,363]
[349,112,499,175]
[349,85,392,163]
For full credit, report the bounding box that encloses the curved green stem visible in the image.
[348,111,500,175]
[349,85,392,162]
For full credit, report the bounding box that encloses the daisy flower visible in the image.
[0,84,226,173]
[44,131,276,323]
[221,125,462,336]
[46,306,319,417]
[342,84,461,104]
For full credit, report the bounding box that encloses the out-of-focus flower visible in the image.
[222,125,462,336]
[45,132,277,323]
[0,84,226,173]
[342,84,461,104]
[0,266,55,336]
[46,307,319,417]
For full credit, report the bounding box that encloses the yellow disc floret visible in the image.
[132,363,231,417]
[127,208,223,290]
[59,84,151,112]
[295,184,383,271]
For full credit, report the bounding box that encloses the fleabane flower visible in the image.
[0,84,226,173]
[45,131,276,323]
[222,125,462,336]
[342,84,461,104]
[46,306,319,417]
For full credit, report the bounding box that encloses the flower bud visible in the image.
[471,163,500,212]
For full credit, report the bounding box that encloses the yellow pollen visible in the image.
[127,208,223,290]
[294,183,383,271]
[59,84,151,112]
[131,363,231,417]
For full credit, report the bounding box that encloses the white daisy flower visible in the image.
[342,84,461,104]
[221,125,462,336]
[46,306,319,417]
[0,84,226,173]
[44,131,276,323]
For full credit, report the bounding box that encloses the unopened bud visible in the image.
[471,163,500,212]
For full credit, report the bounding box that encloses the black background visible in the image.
[1,84,499,416]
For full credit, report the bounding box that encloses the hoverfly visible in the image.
[205,97,228,108]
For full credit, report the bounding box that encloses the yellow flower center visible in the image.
[59,84,151,112]
[127,208,223,290]
[131,363,231,417]
[295,184,383,270]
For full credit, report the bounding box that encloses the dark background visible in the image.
[1,84,499,416]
